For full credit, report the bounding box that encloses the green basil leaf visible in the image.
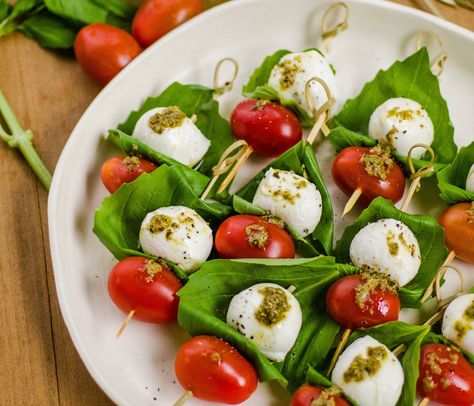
[177,256,358,388]
[116,82,235,176]
[242,49,322,128]
[469,286,474,294]
[232,195,266,215]
[305,366,333,388]
[396,328,429,406]
[11,0,42,18]
[334,197,448,308]
[329,48,457,173]
[423,331,474,364]
[0,2,11,21]
[93,164,232,274]
[18,10,77,49]
[44,0,108,25]
[91,0,136,20]
[235,140,334,256]
[437,141,474,204]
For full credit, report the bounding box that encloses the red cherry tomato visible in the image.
[108,257,182,323]
[332,146,405,207]
[291,385,350,406]
[100,155,157,193]
[439,202,474,264]
[215,215,295,259]
[417,343,474,406]
[132,0,204,48]
[175,335,258,404]
[74,23,142,85]
[230,99,302,157]
[326,274,400,329]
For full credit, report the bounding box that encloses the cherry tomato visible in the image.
[326,274,400,329]
[332,146,405,207]
[417,343,474,406]
[439,202,474,263]
[132,0,204,48]
[215,214,295,259]
[74,23,142,85]
[291,385,350,406]
[175,335,258,404]
[100,155,157,193]
[108,257,182,323]
[230,99,302,157]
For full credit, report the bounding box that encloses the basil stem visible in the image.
[0,90,52,190]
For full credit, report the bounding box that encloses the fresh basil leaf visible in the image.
[242,49,322,128]
[93,164,232,273]
[44,0,108,25]
[11,0,42,18]
[18,10,77,49]
[91,0,136,20]
[116,82,235,176]
[177,256,358,387]
[305,366,333,387]
[423,331,474,364]
[437,141,474,204]
[0,0,42,36]
[235,140,334,256]
[0,2,11,21]
[397,328,430,406]
[470,286,474,294]
[232,195,266,215]
[329,49,457,173]
[334,197,448,308]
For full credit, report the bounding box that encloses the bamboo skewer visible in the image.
[173,390,193,406]
[327,328,352,375]
[116,310,135,338]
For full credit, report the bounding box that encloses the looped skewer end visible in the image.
[400,144,435,212]
[213,57,239,96]
[200,140,251,200]
[321,2,349,53]
[420,250,456,304]
[416,31,448,77]
[434,264,465,305]
[305,76,336,145]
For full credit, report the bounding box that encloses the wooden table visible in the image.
[0,1,472,404]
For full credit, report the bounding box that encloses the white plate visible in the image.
[48,0,474,405]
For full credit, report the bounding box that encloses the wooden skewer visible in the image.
[392,343,407,357]
[420,250,456,304]
[216,145,253,194]
[173,390,193,406]
[116,310,135,338]
[416,0,445,19]
[417,397,431,406]
[328,328,352,375]
[341,188,362,218]
[400,176,421,212]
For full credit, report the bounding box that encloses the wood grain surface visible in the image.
[0,1,472,405]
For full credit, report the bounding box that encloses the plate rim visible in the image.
[47,1,474,404]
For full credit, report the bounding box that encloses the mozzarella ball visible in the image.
[442,293,474,354]
[268,50,339,118]
[252,168,322,237]
[332,335,404,406]
[139,206,212,273]
[368,98,434,159]
[226,283,302,362]
[349,218,421,286]
[132,106,210,167]
[465,163,474,193]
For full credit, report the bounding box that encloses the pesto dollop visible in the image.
[454,299,474,340]
[255,287,290,326]
[354,271,399,311]
[148,106,186,134]
[343,346,387,383]
[245,224,269,248]
[360,143,394,181]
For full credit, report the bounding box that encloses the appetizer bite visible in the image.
[290,385,349,406]
[442,293,474,354]
[331,335,404,406]
[227,283,302,362]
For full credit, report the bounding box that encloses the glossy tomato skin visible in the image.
[215,215,295,259]
[74,23,141,85]
[439,202,474,263]
[417,344,474,406]
[291,385,350,406]
[108,257,182,323]
[326,274,400,329]
[175,336,258,404]
[100,155,157,193]
[332,146,405,207]
[132,0,203,48]
[230,99,302,157]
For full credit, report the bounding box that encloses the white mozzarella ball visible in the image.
[368,98,434,159]
[442,293,474,354]
[252,168,322,237]
[132,106,210,167]
[332,336,404,406]
[139,206,212,273]
[465,163,474,193]
[226,283,302,362]
[349,218,421,287]
[268,50,339,118]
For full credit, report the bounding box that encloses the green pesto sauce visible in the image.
[255,287,290,326]
[148,106,186,134]
[343,346,387,383]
